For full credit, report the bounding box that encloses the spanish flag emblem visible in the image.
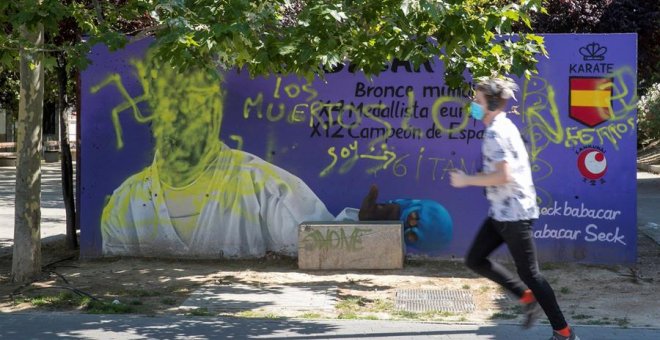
[569,77,613,127]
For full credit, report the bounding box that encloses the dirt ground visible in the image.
[1,233,658,328]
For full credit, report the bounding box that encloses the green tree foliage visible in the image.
[638,83,660,147]
[529,0,659,95]
[0,1,153,112]
[1,0,548,124]
[0,0,144,282]
[143,0,547,86]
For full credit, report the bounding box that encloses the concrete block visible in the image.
[298,221,404,270]
[0,153,16,167]
[44,151,60,163]
[638,163,660,174]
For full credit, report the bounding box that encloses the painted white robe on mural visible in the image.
[101,141,334,258]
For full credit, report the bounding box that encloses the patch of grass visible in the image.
[432,310,456,318]
[540,262,561,270]
[236,310,281,319]
[479,286,490,293]
[160,298,177,306]
[583,319,612,326]
[186,307,214,317]
[335,296,395,319]
[459,316,468,322]
[126,289,162,298]
[363,315,379,320]
[174,287,193,294]
[391,309,455,320]
[336,296,365,312]
[490,312,518,320]
[16,293,140,314]
[85,300,137,314]
[369,299,394,312]
[559,287,571,294]
[615,317,630,328]
[300,312,322,319]
[462,284,471,290]
[393,310,421,319]
[573,314,593,320]
[11,296,30,306]
[337,312,358,319]
[509,305,524,315]
[236,310,261,318]
[17,292,96,310]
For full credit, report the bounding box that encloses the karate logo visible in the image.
[569,77,613,127]
[577,146,607,185]
[579,42,607,61]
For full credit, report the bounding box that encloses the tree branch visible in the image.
[130,24,167,40]
[92,0,105,25]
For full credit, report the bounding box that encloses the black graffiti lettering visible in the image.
[310,122,323,137]
[332,125,344,138]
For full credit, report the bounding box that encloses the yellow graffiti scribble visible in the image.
[320,146,338,177]
[229,134,243,150]
[362,143,397,174]
[520,66,637,207]
[320,140,397,177]
[609,66,638,121]
[431,96,470,134]
[521,76,564,162]
[360,103,392,150]
[399,90,470,135]
[90,73,152,149]
[336,103,364,130]
[522,68,637,159]
[400,89,421,132]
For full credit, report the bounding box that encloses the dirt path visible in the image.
[1,233,658,328]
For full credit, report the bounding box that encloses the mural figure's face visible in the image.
[135,58,224,186]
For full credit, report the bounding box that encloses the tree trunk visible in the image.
[12,24,45,283]
[56,53,77,249]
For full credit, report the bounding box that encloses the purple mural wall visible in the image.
[80,34,637,263]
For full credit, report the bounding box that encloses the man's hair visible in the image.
[475,77,518,111]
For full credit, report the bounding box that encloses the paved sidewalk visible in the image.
[0,313,658,339]
[638,171,660,244]
[0,162,71,255]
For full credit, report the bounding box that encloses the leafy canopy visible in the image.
[146,0,546,86]
[1,0,546,88]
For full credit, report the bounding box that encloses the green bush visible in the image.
[638,83,660,147]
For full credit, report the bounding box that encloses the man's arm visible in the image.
[450,161,511,188]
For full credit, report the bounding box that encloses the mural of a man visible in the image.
[99,54,333,258]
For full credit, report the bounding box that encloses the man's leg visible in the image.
[465,218,528,297]
[497,219,568,331]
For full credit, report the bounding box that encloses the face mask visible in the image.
[470,101,485,121]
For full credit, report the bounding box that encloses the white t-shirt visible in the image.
[101,141,334,258]
[482,114,539,221]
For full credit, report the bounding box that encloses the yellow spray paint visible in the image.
[93,51,301,244]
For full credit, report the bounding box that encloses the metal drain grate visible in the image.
[395,289,476,313]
